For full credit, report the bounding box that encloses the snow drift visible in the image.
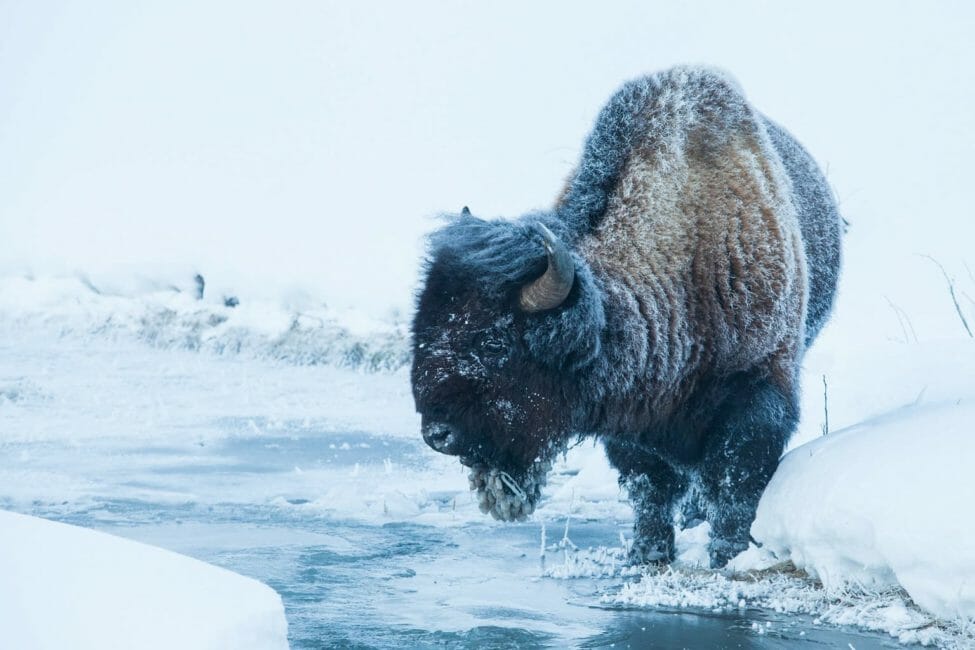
[753,399,975,624]
[0,510,288,650]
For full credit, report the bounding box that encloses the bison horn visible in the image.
[519,223,575,312]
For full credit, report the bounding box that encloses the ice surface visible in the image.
[0,509,288,650]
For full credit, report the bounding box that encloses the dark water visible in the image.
[6,431,908,650]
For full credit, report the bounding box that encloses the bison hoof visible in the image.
[708,537,748,569]
[627,539,674,566]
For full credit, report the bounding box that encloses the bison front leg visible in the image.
[700,378,798,568]
[604,440,684,564]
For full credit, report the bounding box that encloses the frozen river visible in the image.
[0,333,906,648]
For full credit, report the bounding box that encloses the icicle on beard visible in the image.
[466,457,555,522]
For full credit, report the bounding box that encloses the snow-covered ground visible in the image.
[0,509,288,650]
[0,275,408,372]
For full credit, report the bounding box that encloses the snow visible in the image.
[0,275,409,372]
[753,399,975,625]
[605,563,948,646]
[0,509,288,650]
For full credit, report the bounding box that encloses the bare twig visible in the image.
[539,520,547,573]
[821,375,830,436]
[913,386,928,406]
[78,274,103,295]
[193,274,205,300]
[558,489,578,557]
[884,296,918,343]
[920,255,973,338]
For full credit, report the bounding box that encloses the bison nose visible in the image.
[422,421,461,454]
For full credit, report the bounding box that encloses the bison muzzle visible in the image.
[411,66,842,568]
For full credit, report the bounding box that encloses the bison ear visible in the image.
[461,206,472,217]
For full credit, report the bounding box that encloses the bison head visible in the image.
[411,210,605,521]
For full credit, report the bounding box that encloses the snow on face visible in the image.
[411,274,569,481]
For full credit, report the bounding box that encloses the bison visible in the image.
[411,66,841,568]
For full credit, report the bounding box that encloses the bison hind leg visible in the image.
[700,376,798,568]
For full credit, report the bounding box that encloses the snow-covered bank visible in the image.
[753,399,975,626]
[0,510,288,650]
[0,275,409,371]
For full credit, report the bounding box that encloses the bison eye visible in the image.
[476,333,505,356]
[484,338,504,353]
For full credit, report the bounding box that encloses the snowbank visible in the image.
[0,275,409,371]
[753,399,975,624]
[0,510,288,650]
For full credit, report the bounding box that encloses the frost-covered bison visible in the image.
[411,66,841,568]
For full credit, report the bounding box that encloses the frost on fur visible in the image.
[411,66,841,567]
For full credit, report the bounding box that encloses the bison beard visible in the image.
[411,66,842,568]
[468,459,552,522]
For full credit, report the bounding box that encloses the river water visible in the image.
[7,431,904,649]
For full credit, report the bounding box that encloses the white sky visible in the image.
[1,1,974,326]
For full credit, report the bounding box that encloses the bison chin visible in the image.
[465,455,555,522]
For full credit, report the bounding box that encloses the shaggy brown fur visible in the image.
[574,68,807,422]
